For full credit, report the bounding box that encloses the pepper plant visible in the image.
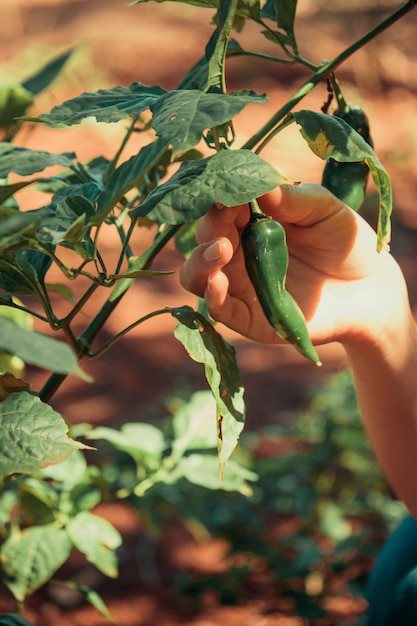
[0,0,414,621]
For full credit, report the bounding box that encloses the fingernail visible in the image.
[204,240,222,262]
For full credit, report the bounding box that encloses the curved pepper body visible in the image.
[241,213,321,366]
[322,105,373,212]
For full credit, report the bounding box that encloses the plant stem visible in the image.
[242,0,416,152]
[87,308,171,359]
[106,116,138,179]
[38,223,181,403]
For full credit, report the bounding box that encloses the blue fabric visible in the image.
[366,515,417,625]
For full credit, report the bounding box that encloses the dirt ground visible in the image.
[1,0,417,624]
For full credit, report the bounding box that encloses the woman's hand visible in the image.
[180,183,405,349]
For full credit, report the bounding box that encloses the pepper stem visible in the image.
[249,199,269,220]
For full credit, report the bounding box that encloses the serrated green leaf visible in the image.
[134,148,285,224]
[150,90,267,154]
[0,524,72,601]
[0,144,76,177]
[170,306,245,475]
[67,512,122,578]
[34,82,167,126]
[22,49,74,97]
[0,317,90,379]
[0,391,90,477]
[292,109,392,251]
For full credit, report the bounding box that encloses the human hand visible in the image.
[180,183,405,349]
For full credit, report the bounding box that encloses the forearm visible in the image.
[344,288,417,518]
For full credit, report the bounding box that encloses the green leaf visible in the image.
[292,109,392,251]
[206,0,238,93]
[134,149,285,224]
[0,613,37,626]
[0,85,34,127]
[150,90,267,155]
[87,423,166,469]
[0,524,72,601]
[22,49,74,96]
[0,391,90,477]
[171,306,245,475]
[67,512,122,578]
[261,0,297,38]
[0,317,90,379]
[318,500,352,541]
[0,144,76,178]
[176,454,257,495]
[171,390,218,459]
[35,82,167,126]
[0,182,33,204]
[0,488,20,533]
[96,138,171,221]
[129,0,217,7]
[18,478,58,526]
[174,221,198,259]
[40,448,88,488]
[50,581,115,624]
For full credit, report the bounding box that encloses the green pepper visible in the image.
[322,105,373,212]
[241,206,321,366]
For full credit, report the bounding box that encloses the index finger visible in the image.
[196,202,250,246]
[259,183,347,227]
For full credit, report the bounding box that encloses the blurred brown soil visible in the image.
[1,1,417,624]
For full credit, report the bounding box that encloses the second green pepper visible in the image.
[322,105,373,212]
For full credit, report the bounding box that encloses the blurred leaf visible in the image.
[318,499,352,541]
[87,422,166,469]
[22,49,74,96]
[67,512,122,577]
[176,454,257,495]
[0,181,33,204]
[0,524,72,601]
[174,221,198,259]
[50,581,115,624]
[0,613,37,626]
[40,448,88,488]
[171,390,218,458]
[0,85,34,127]
[0,317,90,379]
